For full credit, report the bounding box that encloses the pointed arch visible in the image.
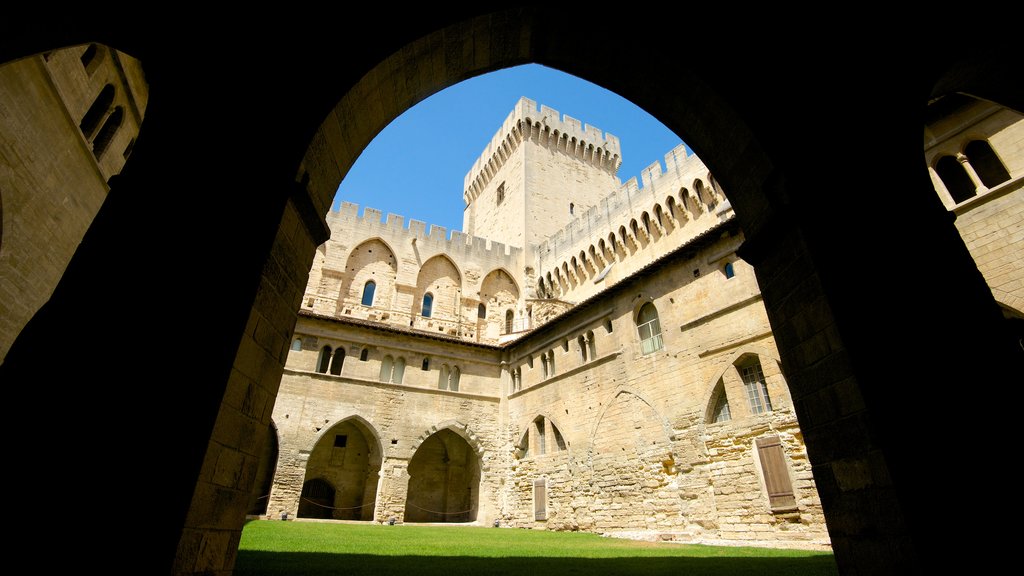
[414,254,462,323]
[340,238,398,314]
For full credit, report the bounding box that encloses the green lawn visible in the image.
[235,520,838,576]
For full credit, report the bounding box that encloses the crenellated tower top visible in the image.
[461,97,624,252]
[463,97,621,205]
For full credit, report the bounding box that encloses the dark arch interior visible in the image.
[0,11,1019,576]
[404,429,480,523]
[300,419,380,521]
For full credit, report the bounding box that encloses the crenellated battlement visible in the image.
[326,201,522,263]
[530,142,733,307]
[463,97,623,204]
[534,144,714,260]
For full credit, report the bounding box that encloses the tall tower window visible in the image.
[92,106,123,159]
[421,293,433,317]
[79,84,115,139]
[496,181,505,205]
[316,345,332,374]
[361,281,376,306]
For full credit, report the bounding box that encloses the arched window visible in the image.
[505,310,514,334]
[724,262,735,279]
[578,335,588,362]
[438,364,449,389]
[317,345,332,374]
[80,44,98,70]
[290,338,302,351]
[361,280,376,306]
[965,140,1011,188]
[449,366,460,392]
[541,355,549,378]
[552,422,567,451]
[569,202,574,215]
[359,348,369,361]
[421,293,433,317]
[329,348,345,376]
[79,84,115,139]
[92,106,123,158]
[392,357,406,384]
[709,382,731,423]
[478,303,486,319]
[586,330,596,359]
[379,355,394,382]
[422,357,430,371]
[535,418,547,456]
[547,350,555,376]
[740,358,772,414]
[936,155,976,204]
[636,303,663,354]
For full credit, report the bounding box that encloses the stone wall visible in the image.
[500,230,830,547]
[924,102,1024,316]
[0,45,146,363]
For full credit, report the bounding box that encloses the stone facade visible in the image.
[0,44,146,363]
[924,95,1024,320]
[264,97,838,549]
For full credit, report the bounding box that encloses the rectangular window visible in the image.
[741,361,772,414]
[756,436,797,511]
[334,435,348,448]
[496,182,506,205]
[533,478,548,521]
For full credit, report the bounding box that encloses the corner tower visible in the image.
[462,97,622,250]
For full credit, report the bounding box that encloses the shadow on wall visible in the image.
[234,551,838,576]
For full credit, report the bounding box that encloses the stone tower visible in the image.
[462,97,622,250]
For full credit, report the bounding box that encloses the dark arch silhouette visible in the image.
[0,12,1018,576]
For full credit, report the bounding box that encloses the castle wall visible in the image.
[924,105,1024,316]
[463,97,622,250]
[0,45,146,363]
[265,97,835,549]
[533,144,728,306]
[953,184,1024,315]
[302,202,524,343]
[502,231,829,547]
[270,317,506,523]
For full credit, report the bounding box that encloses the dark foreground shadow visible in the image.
[235,551,839,576]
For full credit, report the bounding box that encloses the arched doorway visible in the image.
[404,428,480,523]
[298,418,381,521]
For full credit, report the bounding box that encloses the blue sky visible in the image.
[334,64,686,233]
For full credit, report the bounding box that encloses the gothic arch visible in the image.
[697,346,788,425]
[304,414,385,466]
[587,387,675,453]
[339,238,398,312]
[408,420,486,462]
[414,254,462,322]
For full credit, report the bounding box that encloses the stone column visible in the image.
[957,152,990,195]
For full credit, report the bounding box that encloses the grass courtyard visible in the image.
[236,520,838,576]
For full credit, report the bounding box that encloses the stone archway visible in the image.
[246,422,279,517]
[298,418,381,521]
[404,428,480,523]
[0,12,1019,576]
